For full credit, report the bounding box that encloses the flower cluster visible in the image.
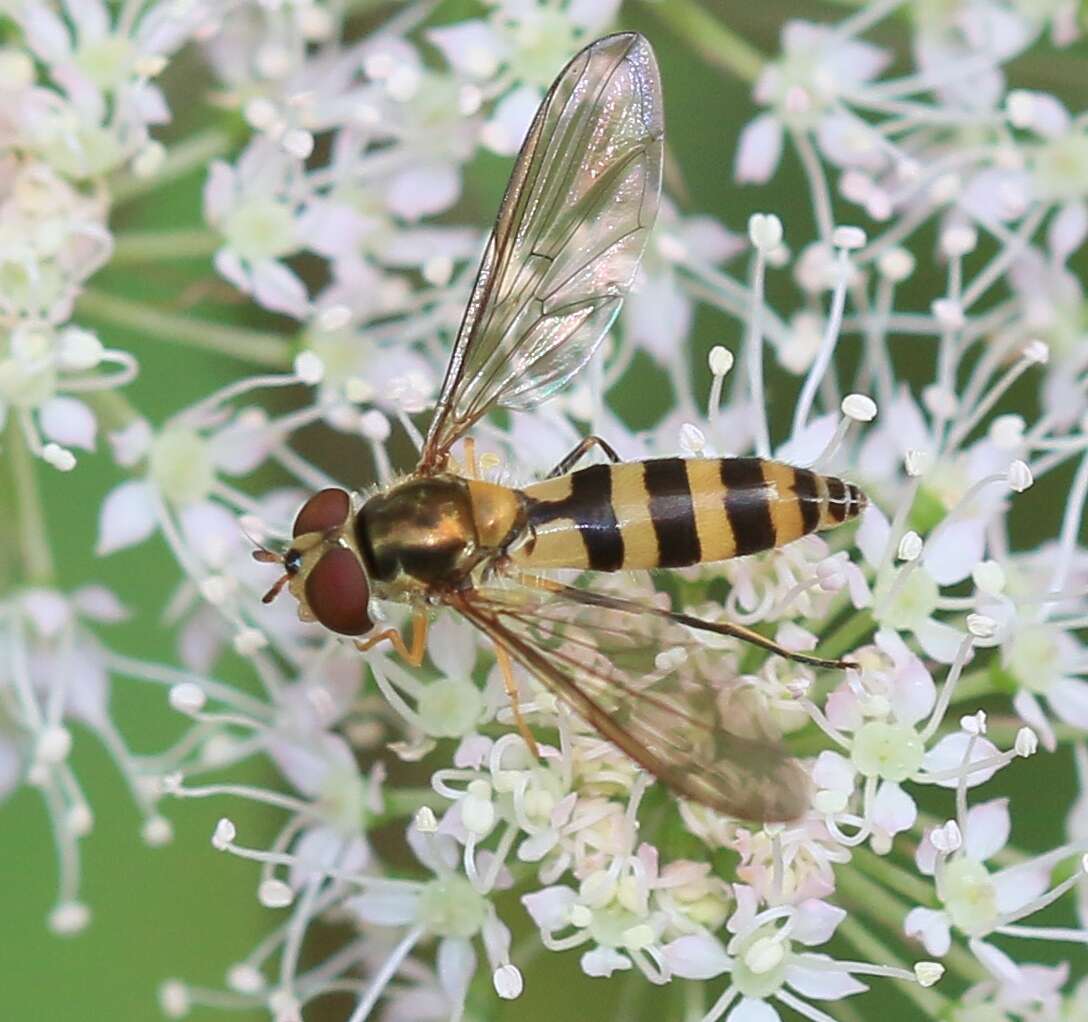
[2,1,1087,1020]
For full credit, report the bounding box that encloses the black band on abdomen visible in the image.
[721,458,775,556]
[529,463,625,571]
[792,467,822,534]
[644,457,701,568]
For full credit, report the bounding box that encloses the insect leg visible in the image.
[355,609,430,668]
[462,437,478,479]
[493,641,541,758]
[546,435,621,478]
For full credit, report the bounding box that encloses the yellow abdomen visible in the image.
[511,457,865,572]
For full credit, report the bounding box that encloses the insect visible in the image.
[257,33,867,823]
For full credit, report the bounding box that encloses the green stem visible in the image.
[984,715,1081,747]
[77,288,293,368]
[7,422,55,585]
[830,1001,868,1022]
[110,128,235,205]
[816,608,875,661]
[377,786,449,822]
[852,844,938,908]
[946,667,996,705]
[83,390,142,436]
[111,228,220,263]
[835,914,950,1018]
[636,0,765,83]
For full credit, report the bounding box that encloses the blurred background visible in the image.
[2,1,1086,1019]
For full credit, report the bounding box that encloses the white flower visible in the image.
[204,141,312,318]
[907,797,1084,961]
[736,20,890,184]
[0,585,174,926]
[691,887,886,1022]
[9,0,198,177]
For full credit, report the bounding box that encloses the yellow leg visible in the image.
[493,641,540,758]
[462,437,478,480]
[355,610,429,668]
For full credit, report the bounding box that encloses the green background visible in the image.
[2,2,1087,1019]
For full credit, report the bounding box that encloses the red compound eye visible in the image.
[293,488,351,537]
[304,547,373,636]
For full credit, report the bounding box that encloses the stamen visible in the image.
[746,214,779,457]
[920,634,974,740]
[792,240,854,438]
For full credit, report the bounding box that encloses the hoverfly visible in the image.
[258,33,867,823]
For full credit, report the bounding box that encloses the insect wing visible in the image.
[448,583,810,822]
[419,33,663,472]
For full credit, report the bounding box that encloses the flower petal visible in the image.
[386,163,461,220]
[0,738,20,799]
[1048,201,1088,263]
[580,946,631,978]
[791,900,845,946]
[214,246,250,294]
[437,936,476,1004]
[349,889,419,926]
[812,751,855,792]
[203,160,236,224]
[775,412,838,466]
[39,396,96,450]
[923,734,1001,789]
[735,114,783,184]
[623,269,693,362]
[484,85,542,156]
[662,934,731,980]
[727,997,780,1022]
[96,480,157,555]
[71,585,128,622]
[872,781,917,837]
[252,259,310,319]
[210,412,274,476]
[427,21,502,78]
[1013,690,1056,752]
[923,519,985,586]
[179,500,241,569]
[57,648,109,726]
[915,618,967,664]
[993,865,1049,914]
[1050,677,1088,728]
[567,0,622,30]
[521,886,575,932]
[787,955,868,998]
[854,498,890,568]
[22,589,71,637]
[904,906,950,956]
[21,5,72,62]
[963,798,1010,862]
[969,938,1021,982]
[429,611,479,678]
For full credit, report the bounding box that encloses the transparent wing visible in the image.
[447,581,811,822]
[419,33,663,472]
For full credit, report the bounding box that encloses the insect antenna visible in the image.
[246,518,291,603]
[251,548,291,603]
[260,570,291,605]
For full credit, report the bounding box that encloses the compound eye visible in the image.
[293,488,351,538]
[304,547,373,636]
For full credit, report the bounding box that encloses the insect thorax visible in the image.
[355,476,477,590]
[356,474,525,594]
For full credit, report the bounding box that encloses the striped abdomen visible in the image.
[511,457,866,572]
